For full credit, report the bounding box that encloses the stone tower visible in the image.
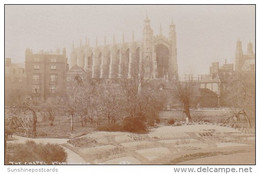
[78,40,85,68]
[235,40,243,71]
[169,21,178,80]
[142,15,154,79]
[70,42,77,67]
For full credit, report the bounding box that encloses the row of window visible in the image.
[32,74,58,83]
[33,58,57,62]
[6,68,25,75]
[33,65,57,70]
[32,85,56,93]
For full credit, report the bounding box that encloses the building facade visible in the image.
[235,40,255,72]
[5,58,27,105]
[70,16,178,81]
[198,39,255,107]
[25,48,68,100]
[66,64,86,91]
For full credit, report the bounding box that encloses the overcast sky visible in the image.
[5,5,255,75]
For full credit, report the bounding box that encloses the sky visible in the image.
[5,5,255,75]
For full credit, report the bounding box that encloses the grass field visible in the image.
[6,108,238,138]
[36,115,95,138]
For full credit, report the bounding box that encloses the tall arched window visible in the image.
[155,44,169,78]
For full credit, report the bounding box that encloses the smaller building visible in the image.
[5,58,27,105]
[25,48,68,101]
[195,60,235,107]
[66,64,87,91]
[199,74,221,96]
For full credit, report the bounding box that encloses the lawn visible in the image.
[6,108,237,139]
[36,115,95,138]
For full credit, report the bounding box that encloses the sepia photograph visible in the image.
[4,4,255,165]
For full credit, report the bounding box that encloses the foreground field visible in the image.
[65,124,255,164]
[8,123,254,164]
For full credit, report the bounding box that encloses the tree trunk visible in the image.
[32,111,37,137]
[48,111,54,126]
[81,116,84,127]
[184,102,191,122]
[107,114,110,124]
[185,109,191,120]
[241,110,251,128]
[70,114,74,131]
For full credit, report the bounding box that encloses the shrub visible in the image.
[122,116,147,133]
[168,119,175,125]
[6,141,67,164]
[96,123,122,132]
[147,119,155,126]
[96,116,148,133]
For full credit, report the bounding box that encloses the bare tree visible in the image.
[118,70,167,127]
[174,80,198,123]
[225,71,255,128]
[40,100,57,126]
[10,96,39,137]
[64,75,98,131]
[97,85,124,124]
